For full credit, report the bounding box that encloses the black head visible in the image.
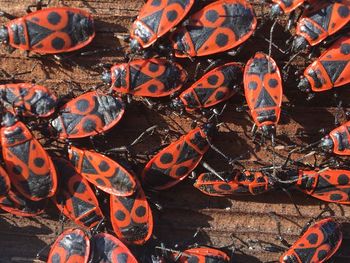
[319,136,334,153]
[270,4,283,18]
[297,76,311,93]
[201,123,216,139]
[0,26,8,44]
[129,38,142,53]
[1,111,17,127]
[261,125,276,138]
[170,98,184,112]
[101,70,111,85]
[292,36,308,53]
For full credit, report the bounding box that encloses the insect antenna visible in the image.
[200,161,228,182]
[268,20,278,73]
[107,125,158,154]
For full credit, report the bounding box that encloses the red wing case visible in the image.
[171,0,256,57]
[90,232,138,263]
[7,7,94,54]
[141,125,211,190]
[52,157,104,228]
[1,112,57,200]
[179,62,243,111]
[51,91,125,139]
[244,52,282,128]
[280,218,342,263]
[0,189,47,216]
[303,36,350,92]
[0,83,57,117]
[47,228,90,263]
[110,181,153,245]
[0,165,10,197]
[296,169,350,204]
[296,1,350,47]
[110,58,187,97]
[131,0,194,48]
[68,146,137,196]
[194,170,271,196]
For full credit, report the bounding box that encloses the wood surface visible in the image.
[0,0,349,262]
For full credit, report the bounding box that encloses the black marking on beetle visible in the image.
[47,12,61,25]
[51,37,65,50]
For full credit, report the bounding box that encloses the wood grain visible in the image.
[0,1,349,262]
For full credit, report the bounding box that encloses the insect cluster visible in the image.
[1,0,350,262]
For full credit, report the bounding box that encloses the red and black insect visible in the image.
[171,62,243,113]
[141,123,215,190]
[171,0,257,57]
[0,189,47,216]
[0,83,57,117]
[102,58,187,98]
[171,247,230,263]
[270,0,306,16]
[47,228,90,263]
[1,111,57,201]
[110,179,153,245]
[287,169,350,204]
[50,91,125,139]
[280,218,342,263]
[0,7,95,54]
[129,0,194,52]
[244,52,283,138]
[317,120,350,156]
[68,146,137,196]
[292,1,350,52]
[0,164,11,197]
[90,232,138,263]
[298,36,350,97]
[52,157,104,229]
[194,170,272,197]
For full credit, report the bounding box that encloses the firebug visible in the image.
[0,83,57,117]
[298,36,350,98]
[171,0,257,57]
[47,228,90,263]
[171,62,243,113]
[141,123,215,190]
[68,145,137,196]
[244,52,283,139]
[0,111,57,201]
[280,218,342,263]
[292,1,350,52]
[102,58,187,98]
[50,91,125,139]
[129,0,194,52]
[52,157,104,229]
[110,179,153,245]
[0,7,95,54]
